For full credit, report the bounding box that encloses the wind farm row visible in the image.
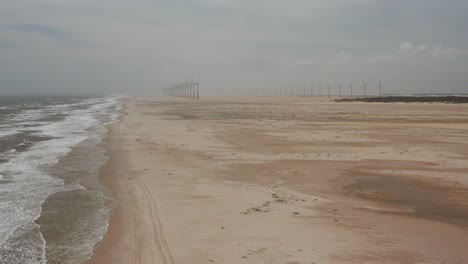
[249,80,383,97]
[162,79,383,99]
[162,78,200,99]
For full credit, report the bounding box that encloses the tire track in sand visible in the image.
[131,176,175,264]
[116,143,142,264]
[127,178,141,264]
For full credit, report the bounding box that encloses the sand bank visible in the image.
[88,96,468,264]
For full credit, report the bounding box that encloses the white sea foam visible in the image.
[0,130,19,138]
[0,95,122,264]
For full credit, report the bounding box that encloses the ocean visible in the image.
[0,95,122,264]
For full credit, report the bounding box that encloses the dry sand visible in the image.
[88,96,468,264]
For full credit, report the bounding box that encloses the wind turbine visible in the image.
[379,80,383,97]
[190,80,195,99]
[191,77,200,99]
[190,81,193,99]
[363,81,367,97]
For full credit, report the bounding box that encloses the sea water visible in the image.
[0,95,122,264]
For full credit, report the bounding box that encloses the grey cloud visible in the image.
[8,24,66,38]
[369,42,468,64]
[0,0,467,95]
[3,23,93,47]
[0,39,15,50]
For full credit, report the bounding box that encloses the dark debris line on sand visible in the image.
[336,96,468,104]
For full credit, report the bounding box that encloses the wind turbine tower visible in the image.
[196,78,200,99]
[363,81,368,98]
[191,81,195,99]
[379,80,383,97]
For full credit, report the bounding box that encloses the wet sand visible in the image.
[89,96,468,264]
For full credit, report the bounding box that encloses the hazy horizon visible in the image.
[1,0,468,96]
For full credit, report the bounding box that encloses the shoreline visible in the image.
[85,102,131,264]
[87,96,468,264]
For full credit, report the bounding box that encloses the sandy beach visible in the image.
[88,96,468,264]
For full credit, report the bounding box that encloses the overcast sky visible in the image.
[1,0,467,95]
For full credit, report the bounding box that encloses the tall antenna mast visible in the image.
[328,82,331,97]
[350,81,353,98]
[338,83,342,97]
[319,84,322,97]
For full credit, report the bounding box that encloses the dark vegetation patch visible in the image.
[336,96,468,104]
